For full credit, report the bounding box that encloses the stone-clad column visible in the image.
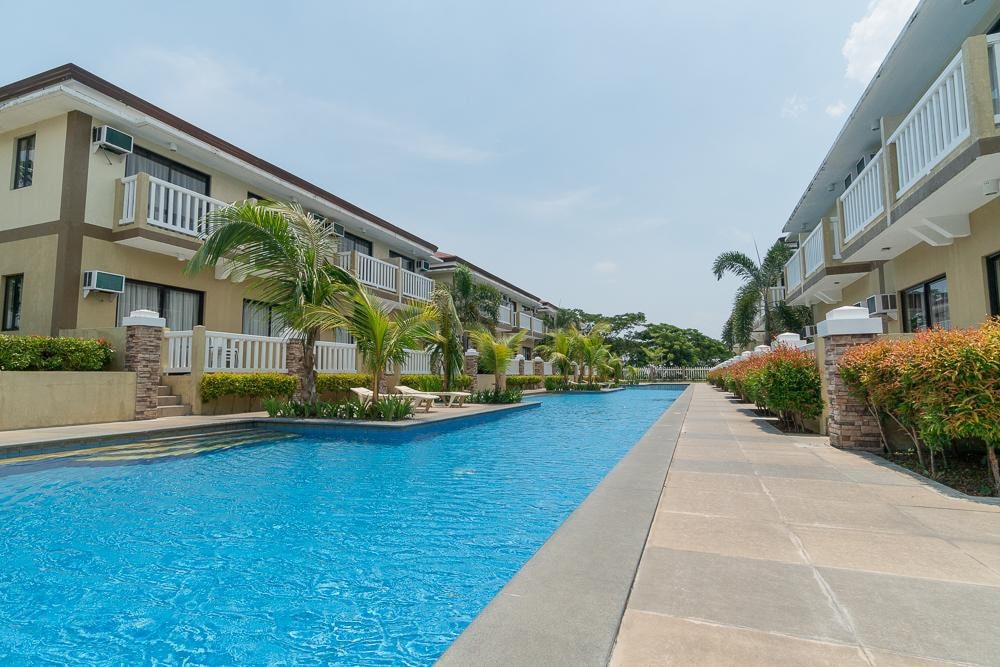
[123,309,165,420]
[817,306,884,449]
[532,356,544,376]
[464,348,479,390]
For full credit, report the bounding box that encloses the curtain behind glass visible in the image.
[126,148,209,195]
[117,282,160,324]
[243,301,270,336]
[928,278,949,329]
[165,289,199,330]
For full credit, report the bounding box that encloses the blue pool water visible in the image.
[0,386,681,665]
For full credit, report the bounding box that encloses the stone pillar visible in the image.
[123,309,165,420]
[286,338,310,401]
[514,354,525,376]
[464,348,479,390]
[774,332,806,350]
[817,306,884,449]
[532,356,544,376]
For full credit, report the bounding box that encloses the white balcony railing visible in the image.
[889,51,970,197]
[164,331,193,373]
[204,331,288,373]
[803,223,825,277]
[402,268,434,301]
[120,174,227,238]
[518,311,530,329]
[531,316,544,334]
[768,286,786,305]
[335,251,351,270]
[314,341,357,373]
[785,249,803,291]
[988,34,1000,122]
[498,305,513,326]
[355,253,398,293]
[841,149,884,242]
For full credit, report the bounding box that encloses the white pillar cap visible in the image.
[532,356,543,362]
[122,309,165,327]
[740,351,752,358]
[753,345,771,354]
[465,348,479,357]
[817,306,883,337]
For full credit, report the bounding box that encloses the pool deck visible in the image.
[0,401,534,455]
[610,383,1000,666]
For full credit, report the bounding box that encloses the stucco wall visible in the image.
[0,234,59,335]
[0,371,136,430]
[0,114,67,231]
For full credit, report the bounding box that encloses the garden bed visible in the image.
[880,449,998,497]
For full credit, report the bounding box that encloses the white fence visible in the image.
[841,149,884,242]
[630,366,711,381]
[498,305,513,326]
[506,358,521,375]
[355,253,398,293]
[402,269,434,301]
[314,341,356,373]
[889,51,969,197]
[164,331,193,373]
[205,331,288,373]
[803,223,825,277]
[120,174,226,238]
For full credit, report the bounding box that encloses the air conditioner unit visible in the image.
[866,293,898,318]
[418,260,430,271]
[802,325,818,339]
[92,125,134,155]
[83,270,125,296]
[330,222,345,237]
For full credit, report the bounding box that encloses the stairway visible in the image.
[156,383,191,418]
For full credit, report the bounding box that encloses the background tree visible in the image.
[470,330,525,389]
[450,265,501,330]
[186,200,355,402]
[422,283,464,391]
[535,327,579,376]
[712,239,793,349]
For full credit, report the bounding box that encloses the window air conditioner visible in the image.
[802,325,818,339]
[418,260,430,271]
[83,270,125,297]
[92,125,134,155]
[866,294,898,319]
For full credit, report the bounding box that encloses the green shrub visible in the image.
[0,335,113,371]
[316,373,372,394]
[201,373,297,402]
[400,374,442,392]
[545,375,568,391]
[506,375,542,389]
[262,395,413,421]
[469,387,523,404]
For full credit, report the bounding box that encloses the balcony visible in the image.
[336,251,434,302]
[498,304,513,327]
[784,218,871,308]
[517,312,546,337]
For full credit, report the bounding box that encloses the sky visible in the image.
[0,0,918,338]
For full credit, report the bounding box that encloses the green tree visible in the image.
[712,240,793,348]
[185,200,356,402]
[470,329,525,390]
[422,283,464,391]
[451,265,501,330]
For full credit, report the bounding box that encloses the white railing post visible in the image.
[803,223,825,276]
[840,150,885,242]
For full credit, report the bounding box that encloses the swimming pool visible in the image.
[0,385,682,664]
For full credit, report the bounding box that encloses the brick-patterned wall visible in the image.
[124,325,163,420]
[286,339,309,401]
[532,359,544,376]
[823,333,882,449]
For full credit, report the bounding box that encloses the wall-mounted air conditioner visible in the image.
[866,294,898,319]
[83,270,125,297]
[418,260,430,271]
[92,125,134,155]
[330,222,345,237]
[802,325,818,339]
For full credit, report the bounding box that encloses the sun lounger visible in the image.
[435,391,472,407]
[391,385,438,412]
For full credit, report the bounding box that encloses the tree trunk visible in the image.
[496,370,504,391]
[303,330,318,403]
[987,446,1000,494]
[372,370,381,403]
[762,293,772,344]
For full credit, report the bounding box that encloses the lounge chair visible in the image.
[391,385,438,413]
[435,390,472,407]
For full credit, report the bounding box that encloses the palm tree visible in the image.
[185,200,356,402]
[712,240,793,349]
[535,327,578,376]
[306,286,434,402]
[470,329,525,390]
[422,283,464,391]
[578,335,611,383]
[451,265,501,330]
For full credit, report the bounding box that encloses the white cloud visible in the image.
[593,260,618,275]
[780,94,808,119]
[102,47,492,165]
[512,187,600,220]
[825,100,849,118]
[842,0,919,84]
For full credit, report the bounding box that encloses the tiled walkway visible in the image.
[611,383,1000,666]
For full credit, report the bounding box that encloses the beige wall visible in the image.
[0,371,135,430]
[0,114,67,232]
[0,234,58,335]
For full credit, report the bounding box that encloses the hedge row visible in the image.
[839,318,1000,489]
[506,375,542,389]
[707,347,822,431]
[201,373,298,402]
[0,335,114,371]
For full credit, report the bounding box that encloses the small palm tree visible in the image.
[578,336,611,383]
[185,200,356,402]
[536,327,578,376]
[712,240,793,348]
[306,286,434,402]
[451,265,501,330]
[470,329,525,390]
[422,283,464,391]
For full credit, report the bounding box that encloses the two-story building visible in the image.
[780,1,1000,337]
[0,65,555,346]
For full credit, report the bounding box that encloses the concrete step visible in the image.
[156,404,191,418]
[157,395,181,407]
[157,385,172,396]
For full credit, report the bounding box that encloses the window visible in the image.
[117,280,203,330]
[126,146,210,195]
[13,135,34,189]
[340,232,372,256]
[843,173,853,190]
[855,157,865,175]
[242,300,285,336]
[988,252,1000,316]
[2,274,23,331]
[902,276,950,332]
[335,327,355,344]
[390,251,415,272]
[247,191,267,202]
[521,346,533,359]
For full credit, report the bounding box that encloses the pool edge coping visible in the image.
[437,383,694,667]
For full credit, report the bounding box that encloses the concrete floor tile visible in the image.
[753,464,850,482]
[658,486,781,521]
[742,451,829,466]
[840,467,921,486]
[899,506,1000,542]
[610,611,869,667]
[820,568,1000,665]
[648,512,804,563]
[953,540,1000,576]
[759,477,880,502]
[860,484,1000,512]
[867,649,967,666]
[628,548,855,643]
[772,495,924,534]
[669,459,756,475]
[672,447,747,462]
[663,470,763,494]
[794,526,1000,586]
